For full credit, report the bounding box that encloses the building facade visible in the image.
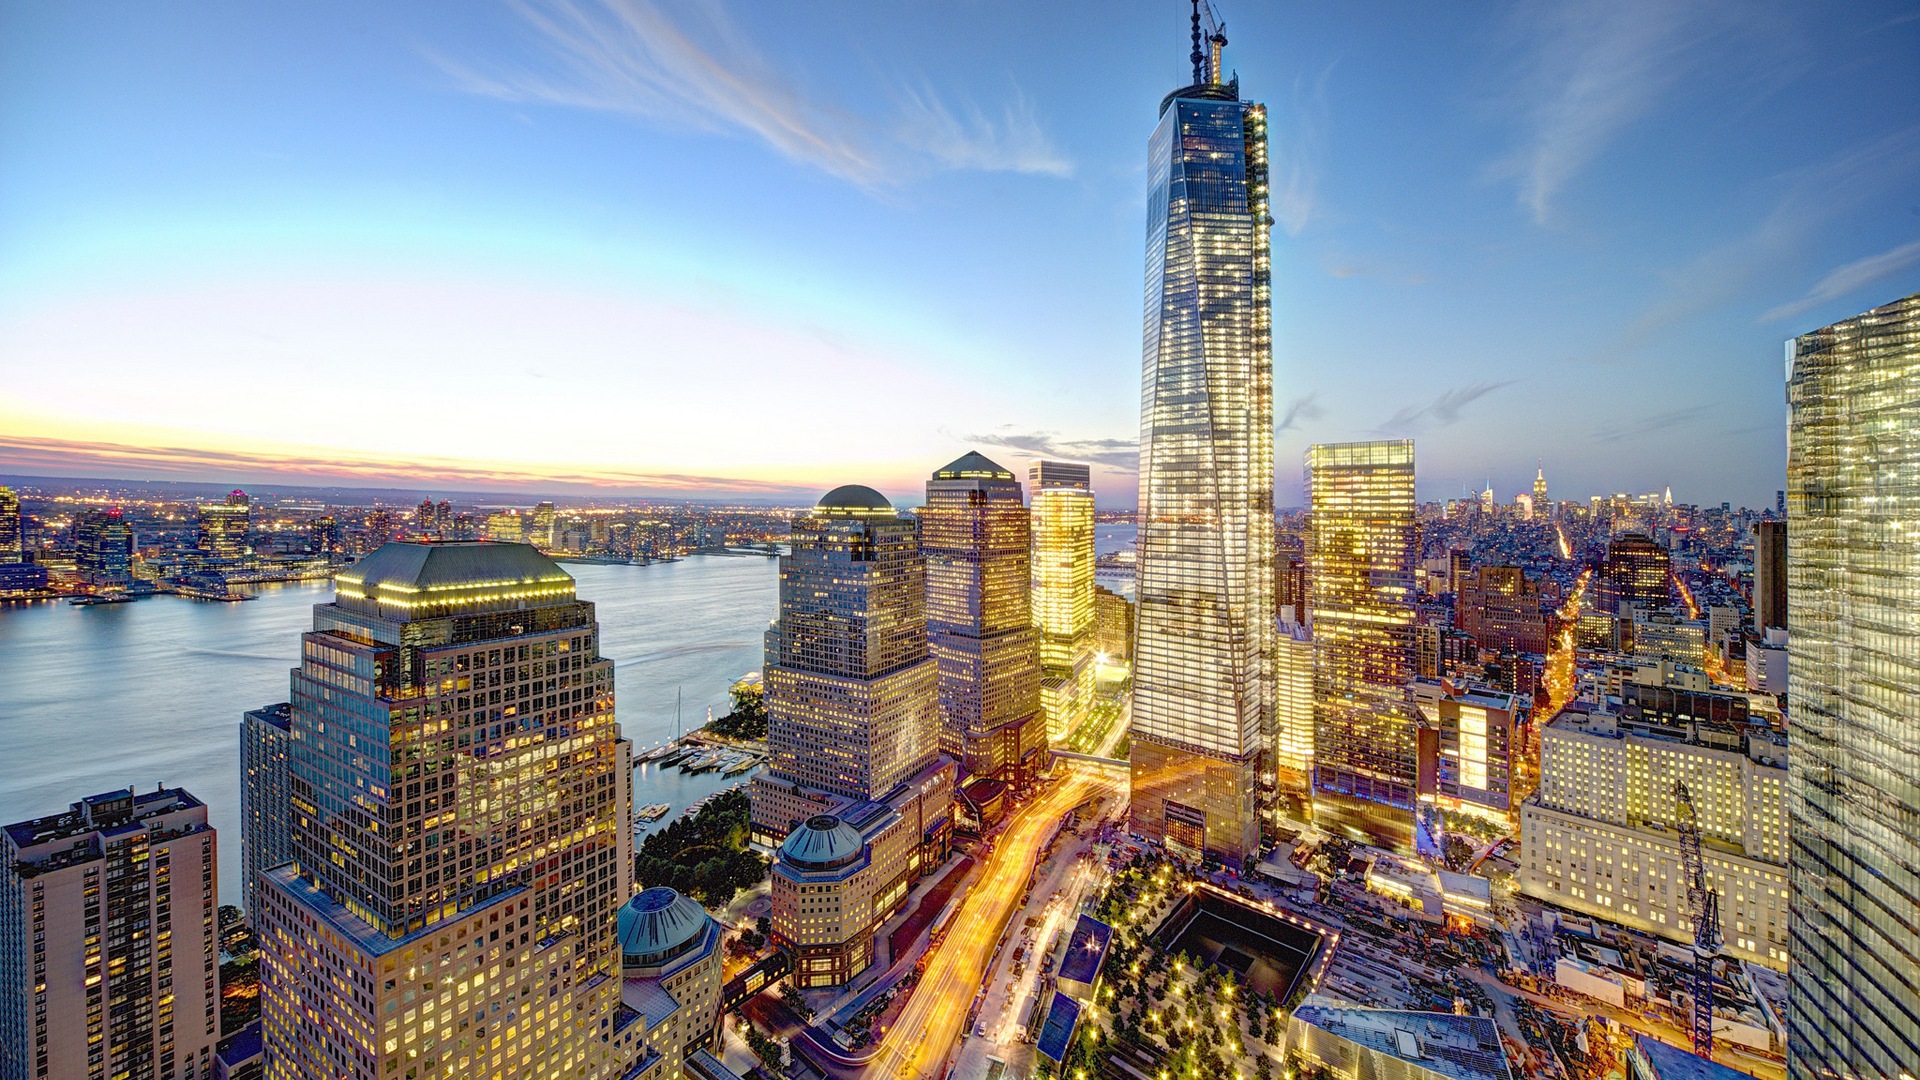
[608,888,726,1080]
[239,703,293,915]
[197,491,250,561]
[752,486,954,988]
[75,508,133,590]
[1271,620,1314,799]
[0,486,20,563]
[255,541,642,1080]
[1751,520,1786,631]
[1784,291,1920,1075]
[1130,33,1274,868]
[1518,711,1789,969]
[921,453,1044,778]
[1029,460,1097,745]
[1,787,219,1080]
[1412,679,1515,821]
[1307,440,1418,849]
[1454,566,1550,655]
[1603,533,1670,612]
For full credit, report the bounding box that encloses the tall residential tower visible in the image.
[1784,291,1920,1078]
[922,453,1045,778]
[1129,21,1274,867]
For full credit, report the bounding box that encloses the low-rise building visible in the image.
[1519,711,1789,968]
[1743,628,1787,695]
[764,759,954,988]
[1287,996,1513,1080]
[610,888,727,1080]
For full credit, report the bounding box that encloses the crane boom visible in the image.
[1674,781,1722,1059]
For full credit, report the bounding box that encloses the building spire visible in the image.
[1190,0,1205,86]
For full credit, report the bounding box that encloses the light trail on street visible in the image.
[865,763,1125,1079]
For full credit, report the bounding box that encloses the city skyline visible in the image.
[7,3,1919,507]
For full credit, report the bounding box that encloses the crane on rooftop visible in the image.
[1189,0,1228,86]
[1674,780,1724,1060]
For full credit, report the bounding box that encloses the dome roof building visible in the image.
[776,815,866,871]
[615,887,712,969]
[815,485,895,516]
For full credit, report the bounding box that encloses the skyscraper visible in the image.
[240,703,293,914]
[255,541,642,1080]
[1751,520,1786,631]
[1784,291,1920,1077]
[1272,620,1314,800]
[921,453,1045,778]
[1129,17,1274,868]
[1,787,219,1080]
[197,489,250,561]
[752,486,954,987]
[0,485,20,563]
[1533,465,1548,513]
[1604,532,1671,611]
[74,507,133,590]
[1306,440,1417,848]
[1029,460,1098,745]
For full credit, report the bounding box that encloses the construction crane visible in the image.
[1674,781,1723,1059]
[1188,0,1228,86]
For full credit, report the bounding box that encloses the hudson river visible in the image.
[0,523,1136,906]
[0,556,780,903]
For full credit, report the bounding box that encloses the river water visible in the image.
[0,555,780,903]
[0,526,1137,905]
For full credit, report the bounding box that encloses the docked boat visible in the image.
[682,750,725,774]
[637,743,678,763]
[634,803,671,824]
[722,755,760,776]
[657,747,696,768]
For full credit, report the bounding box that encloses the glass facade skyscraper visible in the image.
[1129,35,1273,868]
[0,485,20,563]
[1029,460,1097,744]
[255,541,645,1080]
[922,453,1044,779]
[757,486,943,808]
[1784,291,1920,1078]
[1306,440,1418,849]
[75,507,134,590]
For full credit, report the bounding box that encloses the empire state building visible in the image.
[1129,10,1275,867]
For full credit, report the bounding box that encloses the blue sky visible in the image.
[3,0,1917,507]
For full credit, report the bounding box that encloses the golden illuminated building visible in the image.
[1271,620,1314,797]
[753,486,954,989]
[1785,291,1920,1073]
[255,541,644,1080]
[1130,31,1274,868]
[1307,440,1418,849]
[1028,460,1097,743]
[922,454,1045,778]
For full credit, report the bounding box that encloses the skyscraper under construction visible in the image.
[1129,13,1274,868]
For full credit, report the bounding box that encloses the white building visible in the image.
[1519,712,1790,969]
[1744,628,1787,696]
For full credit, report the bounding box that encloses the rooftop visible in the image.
[1631,1034,1750,1080]
[814,484,894,516]
[1290,996,1512,1080]
[932,451,1014,481]
[778,814,866,871]
[616,887,712,967]
[333,541,575,618]
[6,786,206,858]
[1057,914,1113,988]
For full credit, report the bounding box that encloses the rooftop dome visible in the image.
[778,814,866,871]
[815,484,894,516]
[615,887,710,968]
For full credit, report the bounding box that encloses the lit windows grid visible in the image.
[1784,292,1920,1078]
[1306,442,1417,811]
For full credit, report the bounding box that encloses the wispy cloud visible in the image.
[435,0,1068,186]
[961,429,1138,470]
[1377,381,1515,434]
[1609,125,1920,352]
[1760,238,1920,323]
[1590,404,1713,443]
[0,434,811,498]
[1277,392,1326,433]
[1493,0,1717,225]
[893,82,1071,178]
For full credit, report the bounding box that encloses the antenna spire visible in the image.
[1190,0,1205,86]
